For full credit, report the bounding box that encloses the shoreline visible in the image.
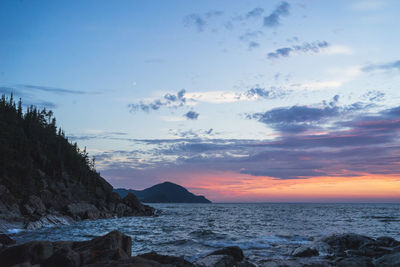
[1,230,400,266]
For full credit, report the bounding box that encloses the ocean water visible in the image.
[11,203,400,262]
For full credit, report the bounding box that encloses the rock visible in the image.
[195,246,253,267]
[22,195,46,217]
[258,258,330,267]
[376,236,400,247]
[25,215,74,230]
[0,234,16,246]
[72,230,131,265]
[66,203,100,220]
[335,256,374,267]
[375,251,400,266]
[123,193,155,216]
[207,246,244,262]
[291,245,319,257]
[0,241,55,266]
[137,252,194,266]
[195,254,236,267]
[319,233,374,254]
[0,230,131,267]
[42,246,80,267]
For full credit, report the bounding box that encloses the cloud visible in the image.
[18,84,91,95]
[362,60,400,72]
[168,128,215,138]
[246,8,264,19]
[184,14,206,32]
[184,111,199,120]
[263,1,290,27]
[248,41,260,49]
[248,96,341,133]
[99,100,400,181]
[239,30,263,41]
[128,89,187,113]
[267,41,329,59]
[362,90,385,102]
[184,10,223,32]
[0,86,58,109]
[128,87,288,114]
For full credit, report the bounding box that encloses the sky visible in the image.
[1,0,400,202]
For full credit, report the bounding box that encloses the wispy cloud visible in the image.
[184,10,223,32]
[263,1,290,27]
[18,84,92,95]
[362,60,400,72]
[267,41,329,59]
[246,8,264,19]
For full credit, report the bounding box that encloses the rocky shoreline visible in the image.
[0,231,399,266]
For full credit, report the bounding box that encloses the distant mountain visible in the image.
[114,182,212,203]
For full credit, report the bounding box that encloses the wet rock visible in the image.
[375,251,400,266]
[25,214,74,230]
[376,236,400,247]
[291,245,319,257]
[207,246,244,261]
[319,233,374,254]
[258,258,330,267]
[195,246,255,267]
[195,254,236,267]
[123,193,155,216]
[0,240,55,266]
[0,230,131,267]
[137,252,194,266]
[0,234,15,246]
[42,246,80,267]
[73,230,131,265]
[335,256,374,267]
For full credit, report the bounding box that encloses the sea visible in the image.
[11,203,400,263]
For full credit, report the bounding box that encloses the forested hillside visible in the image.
[0,94,153,229]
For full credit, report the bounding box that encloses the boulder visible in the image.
[207,246,244,261]
[375,251,400,266]
[195,246,255,267]
[0,230,131,267]
[195,254,236,267]
[319,233,374,254]
[137,252,194,266]
[72,230,131,265]
[291,246,319,257]
[376,236,400,247]
[66,203,100,220]
[123,193,155,216]
[0,234,15,246]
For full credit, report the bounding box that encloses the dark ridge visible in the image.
[114,181,212,203]
[0,94,154,230]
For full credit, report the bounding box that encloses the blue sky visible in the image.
[1,0,400,201]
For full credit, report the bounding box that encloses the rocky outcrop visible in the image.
[0,231,256,267]
[195,246,255,267]
[282,233,400,267]
[0,180,155,231]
